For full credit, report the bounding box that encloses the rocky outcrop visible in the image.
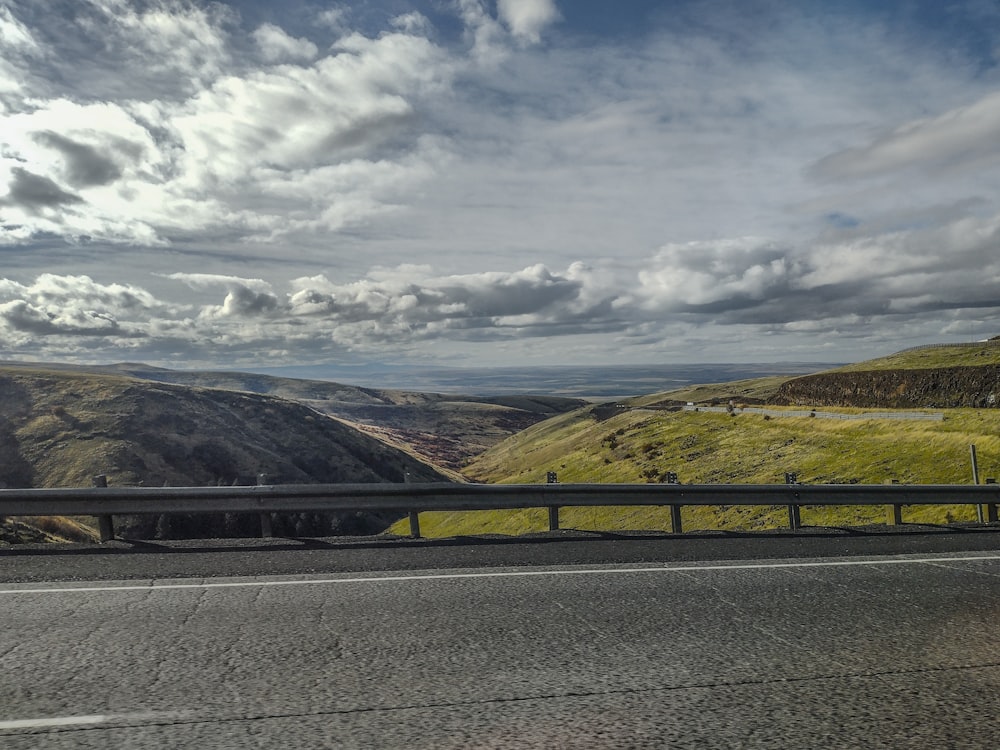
[768,366,1000,409]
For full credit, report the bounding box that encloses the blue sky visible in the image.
[1,0,1000,370]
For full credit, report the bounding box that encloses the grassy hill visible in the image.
[390,342,1000,537]
[0,365,451,541]
[828,340,1000,371]
[393,406,1000,537]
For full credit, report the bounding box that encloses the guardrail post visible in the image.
[92,475,114,542]
[884,479,903,525]
[547,506,560,531]
[785,473,801,530]
[669,504,683,534]
[970,444,985,524]
[402,468,421,538]
[987,479,998,523]
[788,503,801,530]
[257,473,273,538]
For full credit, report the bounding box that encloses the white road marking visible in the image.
[0,715,107,730]
[0,711,187,732]
[2,553,1000,595]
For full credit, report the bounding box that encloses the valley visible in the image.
[3,339,1000,543]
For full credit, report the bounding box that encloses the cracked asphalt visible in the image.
[3,531,1000,748]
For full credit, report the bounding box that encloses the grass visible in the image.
[389,406,1000,537]
[830,342,1000,372]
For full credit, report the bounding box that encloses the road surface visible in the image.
[2,530,1000,748]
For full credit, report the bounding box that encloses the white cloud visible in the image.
[496,0,560,43]
[812,90,1000,180]
[85,0,234,93]
[0,7,453,247]
[252,23,318,63]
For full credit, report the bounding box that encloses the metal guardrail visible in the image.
[2,481,999,541]
[682,405,944,421]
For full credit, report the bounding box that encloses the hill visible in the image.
[0,365,450,540]
[391,342,1000,537]
[769,341,1000,408]
[0,362,585,472]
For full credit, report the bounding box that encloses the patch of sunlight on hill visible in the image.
[831,342,1000,372]
[388,407,1000,538]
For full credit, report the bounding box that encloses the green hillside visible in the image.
[391,405,1000,537]
[828,341,1000,372]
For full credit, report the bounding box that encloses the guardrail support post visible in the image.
[785,474,801,530]
[257,473,273,538]
[971,445,985,524]
[986,479,998,523]
[788,504,801,530]
[669,504,683,534]
[409,511,421,539]
[92,475,114,542]
[884,479,903,525]
[548,506,560,531]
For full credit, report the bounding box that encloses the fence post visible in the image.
[885,479,903,525]
[257,473,273,538]
[92,474,115,542]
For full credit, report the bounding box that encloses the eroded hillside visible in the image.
[756,342,1000,409]
[0,367,453,540]
[0,363,585,471]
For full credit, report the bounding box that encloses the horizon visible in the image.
[0,355,843,398]
[2,1,1000,369]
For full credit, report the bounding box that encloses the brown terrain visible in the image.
[769,365,1000,409]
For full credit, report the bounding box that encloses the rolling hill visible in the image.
[392,341,1000,537]
[0,365,453,540]
[0,362,585,473]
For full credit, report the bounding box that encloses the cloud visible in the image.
[3,200,1000,365]
[252,23,318,63]
[164,273,280,318]
[0,274,164,340]
[0,5,454,247]
[811,90,1000,180]
[496,0,560,43]
[1,167,83,210]
[2,1,1000,366]
[31,131,124,187]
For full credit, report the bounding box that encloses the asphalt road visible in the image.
[3,531,1000,748]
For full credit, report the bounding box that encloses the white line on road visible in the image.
[0,715,107,730]
[2,553,1000,595]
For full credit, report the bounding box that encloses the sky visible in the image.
[2,0,1000,370]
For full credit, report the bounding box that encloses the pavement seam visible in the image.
[6,660,1000,736]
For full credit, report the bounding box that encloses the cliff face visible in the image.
[768,365,1000,409]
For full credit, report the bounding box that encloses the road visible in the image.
[3,530,1000,748]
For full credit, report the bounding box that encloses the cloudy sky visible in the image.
[2,0,1000,370]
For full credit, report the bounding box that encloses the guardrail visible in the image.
[2,481,999,541]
